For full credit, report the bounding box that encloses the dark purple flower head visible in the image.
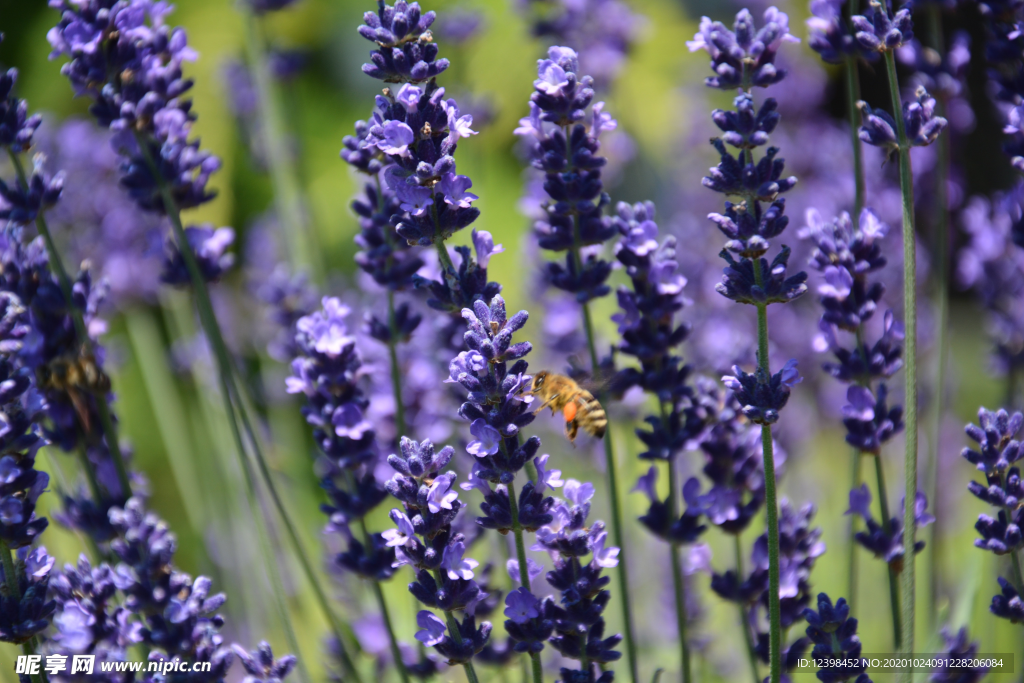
[858,88,947,156]
[703,138,797,203]
[0,65,41,154]
[851,1,913,53]
[612,202,702,462]
[841,384,904,454]
[722,359,801,425]
[48,0,221,215]
[845,485,932,569]
[716,244,808,307]
[358,1,449,83]
[389,436,454,480]
[714,500,822,637]
[806,0,866,65]
[634,468,707,544]
[991,576,1024,623]
[0,543,54,645]
[803,593,871,683]
[230,641,299,683]
[687,7,800,90]
[0,155,64,225]
[516,46,617,304]
[962,407,1024,476]
[930,628,988,683]
[160,225,235,285]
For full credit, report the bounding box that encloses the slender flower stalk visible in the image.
[800,208,907,648]
[889,55,919,670]
[240,5,320,277]
[806,0,874,607]
[611,201,704,682]
[961,408,1024,618]
[850,2,947,666]
[688,8,805,683]
[515,46,637,683]
[287,296,411,683]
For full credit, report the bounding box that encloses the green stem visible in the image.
[844,56,866,217]
[135,135,361,683]
[124,309,208,537]
[884,50,919,674]
[873,454,903,650]
[242,11,319,279]
[1011,552,1024,595]
[386,289,408,441]
[431,570,482,683]
[7,151,132,499]
[559,112,637,682]
[75,443,104,507]
[0,541,19,600]
[734,534,761,683]
[847,449,862,608]
[22,641,48,683]
[360,518,411,683]
[578,299,638,683]
[433,238,460,295]
[213,350,314,683]
[667,455,691,683]
[925,3,950,627]
[509,480,545,683]
[751,258,782,683]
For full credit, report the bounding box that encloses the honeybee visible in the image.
[529,371,607,444]
[36,351,111,432]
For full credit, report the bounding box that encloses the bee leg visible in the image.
[564,419,578,447]
[532,395,559,415]
[68,389,93,434]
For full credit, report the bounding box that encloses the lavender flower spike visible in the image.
[693,9,802,683]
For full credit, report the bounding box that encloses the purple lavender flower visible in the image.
[930,627,988,682]
[960,407,1024,600]
[957,194,1024,374]
[0,541,54,644]
[687,7,800,90]
[802,208,906,456]
[503,587,540,624]
[858,88,947,156]
[160,225,235,285]
[287,297,394,578]
[844,485,933,569]
[0,231,132,541]
[0,59,41,153]
[516,46,617,304]
[415,611,447,647]
[358,2,449,83]
[100,498,234,678]
[231,642,299,683]
[530,478,622,676]
[384,435,491,662]
[807,0,867,65]
[49,1,222,215]
[851,1,913,53]
[803,593,872,683]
